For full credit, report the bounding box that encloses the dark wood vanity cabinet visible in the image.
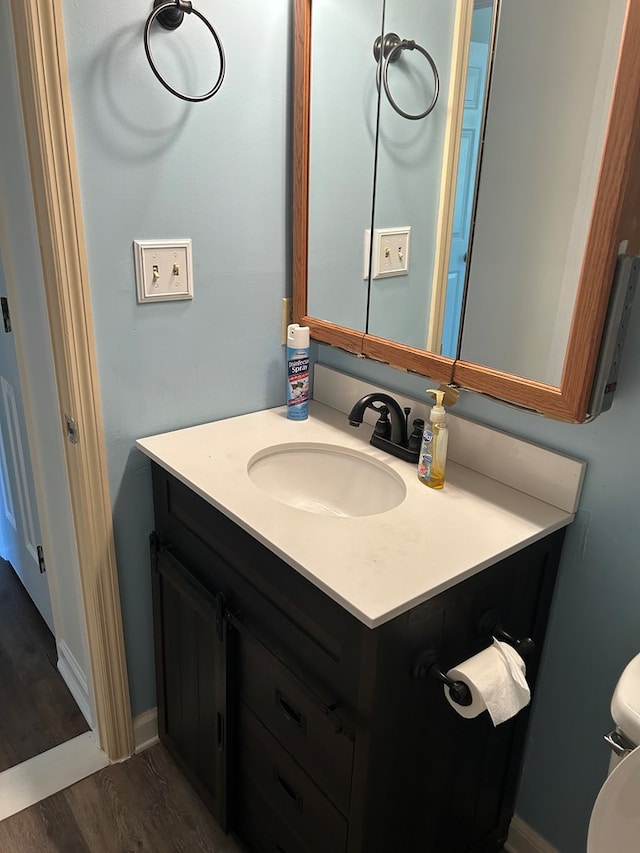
[150,463,565,853]
[150,543,229,828]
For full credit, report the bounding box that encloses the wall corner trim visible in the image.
[133,708,159,754]
[57,639,93,729]
[505,815,560,853]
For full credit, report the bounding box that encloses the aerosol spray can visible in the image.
[286,323,310,420]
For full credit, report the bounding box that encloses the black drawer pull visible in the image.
[226,609,354,740]
[276,690,306,732]
[274,770,303,811]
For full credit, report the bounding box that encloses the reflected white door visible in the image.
[442,40,490,358]
[0,252,53,630]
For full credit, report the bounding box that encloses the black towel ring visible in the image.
[143,0,226,103]
[373,32,439,121]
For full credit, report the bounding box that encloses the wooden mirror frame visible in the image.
[293,0,640,422]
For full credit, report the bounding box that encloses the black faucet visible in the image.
[348,393,424,463]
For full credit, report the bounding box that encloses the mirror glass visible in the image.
[367,0,467,354]
[306,0,379,333]
[305,0,623,386]
[307,0,496,345]
[459,0,619,384]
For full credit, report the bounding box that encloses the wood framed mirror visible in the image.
[293,0,640,422]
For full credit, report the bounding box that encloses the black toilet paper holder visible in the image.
[412,649,473,706]
[412,614,535,707]
[477,609,535,657]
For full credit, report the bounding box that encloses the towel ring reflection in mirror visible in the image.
[143,0,226,103]
[373,32,440,121]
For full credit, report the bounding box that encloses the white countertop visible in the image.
[137,401,576,628]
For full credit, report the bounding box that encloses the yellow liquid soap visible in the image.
[426,467,445,489]
[417,463,445,489]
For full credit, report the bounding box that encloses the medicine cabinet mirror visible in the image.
[293,0,640,422]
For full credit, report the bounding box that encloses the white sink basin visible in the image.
[247,442,406,517]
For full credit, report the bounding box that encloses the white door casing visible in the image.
[5,0,134,760]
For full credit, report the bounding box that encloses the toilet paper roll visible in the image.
[444,638,531,726]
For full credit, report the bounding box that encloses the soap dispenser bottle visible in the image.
[417,389,448,489]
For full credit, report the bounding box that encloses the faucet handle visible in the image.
[373,406,391,440]
[408,418,424,453]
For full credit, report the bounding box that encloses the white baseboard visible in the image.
[133,707,159,753]
[505,815,559,853]
[0,731,109,820]
[57,639,93,729]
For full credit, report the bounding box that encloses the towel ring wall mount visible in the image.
[373,32,440,121]
[143,0,226,102]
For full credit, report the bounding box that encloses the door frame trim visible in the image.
[9,0,133,760]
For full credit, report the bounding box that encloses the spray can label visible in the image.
[286,347,309,419]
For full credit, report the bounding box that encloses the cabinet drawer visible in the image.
[237,777,315,853]
[237,704,348,853]
[237,624,353,814]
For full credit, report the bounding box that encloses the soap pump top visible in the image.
[428,388,446,425]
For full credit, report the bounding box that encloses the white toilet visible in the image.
[587,651,640,852]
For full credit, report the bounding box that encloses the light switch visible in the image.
[134,239,193,303]
[372,227,411,279]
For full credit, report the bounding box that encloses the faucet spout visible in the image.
[347,393,408,447]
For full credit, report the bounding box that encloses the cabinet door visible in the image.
[151,540,228,828]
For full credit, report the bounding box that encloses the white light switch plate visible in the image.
[372,227,411,279]
[134,239,193,303]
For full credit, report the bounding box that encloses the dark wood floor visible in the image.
[0,744,244,852]
[0,558,89,772]
[0,743,510,852]
[0,741,511,852]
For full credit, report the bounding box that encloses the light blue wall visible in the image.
[60,0,291,715]
[57,2,640,851]
[318,307,640,852]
